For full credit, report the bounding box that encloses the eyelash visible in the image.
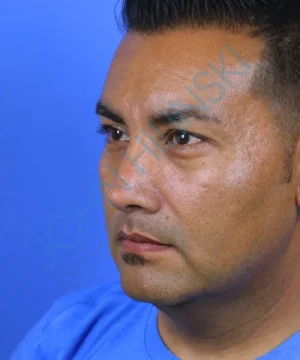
[96,124,208,147]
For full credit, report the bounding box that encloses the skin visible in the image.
[98,28,300,359]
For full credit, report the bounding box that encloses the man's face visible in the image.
[99,29,296,306]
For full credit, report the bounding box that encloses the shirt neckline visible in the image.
[145,305,300,360]
[145,305,179,360]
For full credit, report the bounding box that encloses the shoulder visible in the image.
[33,280,127,334]
[50,280,125,311]
[11,281,146,359]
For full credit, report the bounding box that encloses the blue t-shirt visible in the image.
[11,281,300,359]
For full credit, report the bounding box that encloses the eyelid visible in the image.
[97,124,127,135]
[97,124,211,148]
[160,128,209,144]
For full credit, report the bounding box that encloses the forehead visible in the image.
[101,28,265,123]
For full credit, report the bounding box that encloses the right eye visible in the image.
[97,124,129,142]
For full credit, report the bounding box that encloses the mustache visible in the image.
[113,217,175,245]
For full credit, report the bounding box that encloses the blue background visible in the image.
[0,1,122,358]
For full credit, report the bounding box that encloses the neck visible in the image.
[157,229,300,359]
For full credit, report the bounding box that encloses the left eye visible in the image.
[165,130,205,146]
[97,125,129,142]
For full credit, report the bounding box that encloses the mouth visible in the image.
[117,230,167,245]
[117,230,173,254]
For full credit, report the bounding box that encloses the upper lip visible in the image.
[117,230,169,246]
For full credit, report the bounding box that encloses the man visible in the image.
[11,0,300,359]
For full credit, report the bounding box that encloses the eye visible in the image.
[164,129,207,146]
[97,124,129,142]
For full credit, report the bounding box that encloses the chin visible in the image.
[118,274,203,307]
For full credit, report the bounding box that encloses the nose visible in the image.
[101,136,162,214]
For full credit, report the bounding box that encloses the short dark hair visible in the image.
[118,0,300,183]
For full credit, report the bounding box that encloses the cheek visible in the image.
[169,154,290,271]
[162,165,231,252]
[99,154,116,221]
[99,152,109,181]
[163,156,268,251]
[99,152,120,197]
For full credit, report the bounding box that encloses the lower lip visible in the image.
[120,239,172,253]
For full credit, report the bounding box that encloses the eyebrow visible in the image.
[95,100,221,127]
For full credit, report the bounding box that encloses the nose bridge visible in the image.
[120,134,162,181]
[102,134,163,211]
